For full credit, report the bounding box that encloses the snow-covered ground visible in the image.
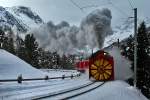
[0,75,148,100]
[0,48,148,100]
[0,75,88,100]
[72,80,148,100]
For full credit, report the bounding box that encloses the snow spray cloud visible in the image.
[80,8,112,48]
[30,8,112,55]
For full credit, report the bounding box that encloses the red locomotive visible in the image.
[75,50,114,81]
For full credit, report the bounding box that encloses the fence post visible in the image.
[17,74,22,84]
[78,73,81,76]
[71,74,73,79]
[62,75,65,79]
[45,75,49,80]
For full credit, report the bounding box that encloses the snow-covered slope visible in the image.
[6,6,43,29]
[0,49,46,79]
[104,18,134,47]
[0,49,79,80]
[104,31,133,47]
[0,6,43,33]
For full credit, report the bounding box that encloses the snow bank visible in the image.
[104,46,133,80]
[73,81,148,100]
[0,49,47,79]
[41,69,80,77]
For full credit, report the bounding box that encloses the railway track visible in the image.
[62,82,105,100]
[33,81,105,100]
[1,79,87,99]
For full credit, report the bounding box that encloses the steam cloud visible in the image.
[30,8,112,55]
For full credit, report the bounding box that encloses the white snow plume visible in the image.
[80,8,112,48]
[30,8,112,55]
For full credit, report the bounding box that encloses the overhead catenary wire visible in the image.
[127,0,134,9]
[81,5,99,9]
[80,2,110,10]
[69,0,85,13]
[69,0,137,33]
[107,0,130,18]
[130,0,136,8]
[70,0,130,19]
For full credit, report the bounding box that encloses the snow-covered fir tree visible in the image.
[0,28,5,48]
[24,34,39,68]
[121,21,150,98]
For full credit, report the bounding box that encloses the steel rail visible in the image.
[62,82,105,100]
[33,81,105,100]
[32,81,96,100]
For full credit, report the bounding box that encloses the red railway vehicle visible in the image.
[75,60,89,73]
[75,50,114,81]
[89,50,114,81]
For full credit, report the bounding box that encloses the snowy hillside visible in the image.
[0,49,46,79]
[0,6,43,33]
[0,49,79,80]
[104,31,133,47]
[6,6,43,29]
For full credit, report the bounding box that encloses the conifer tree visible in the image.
[136,22,150,97]
[3,29,15,54]
[0,29,5,48]
[24,34,39,68]
[16,35,26,60]
[121,21,150,98]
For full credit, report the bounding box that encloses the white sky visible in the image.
[0,0,149,27]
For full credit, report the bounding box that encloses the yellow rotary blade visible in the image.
[99,74,104,80]
[91,64,97,70]
[94,73,99,80]
[104,64,112,69]
[94,60,100,66]
[103,60,109,67]
[105,70,112,75]
[103,73,110,79]
[91,70,97,76]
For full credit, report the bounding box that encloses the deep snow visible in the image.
[0,49,46,79]
[104,45,133,80]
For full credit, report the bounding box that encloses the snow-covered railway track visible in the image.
[61,82,105,100]
[0,79,92,100]
[34,81,105,100]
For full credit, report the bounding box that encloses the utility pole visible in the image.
[117,39,120,47]
[134,8,137,87]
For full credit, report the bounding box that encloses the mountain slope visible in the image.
[0,6,44,33]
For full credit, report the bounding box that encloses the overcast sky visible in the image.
[0,0,149,27]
